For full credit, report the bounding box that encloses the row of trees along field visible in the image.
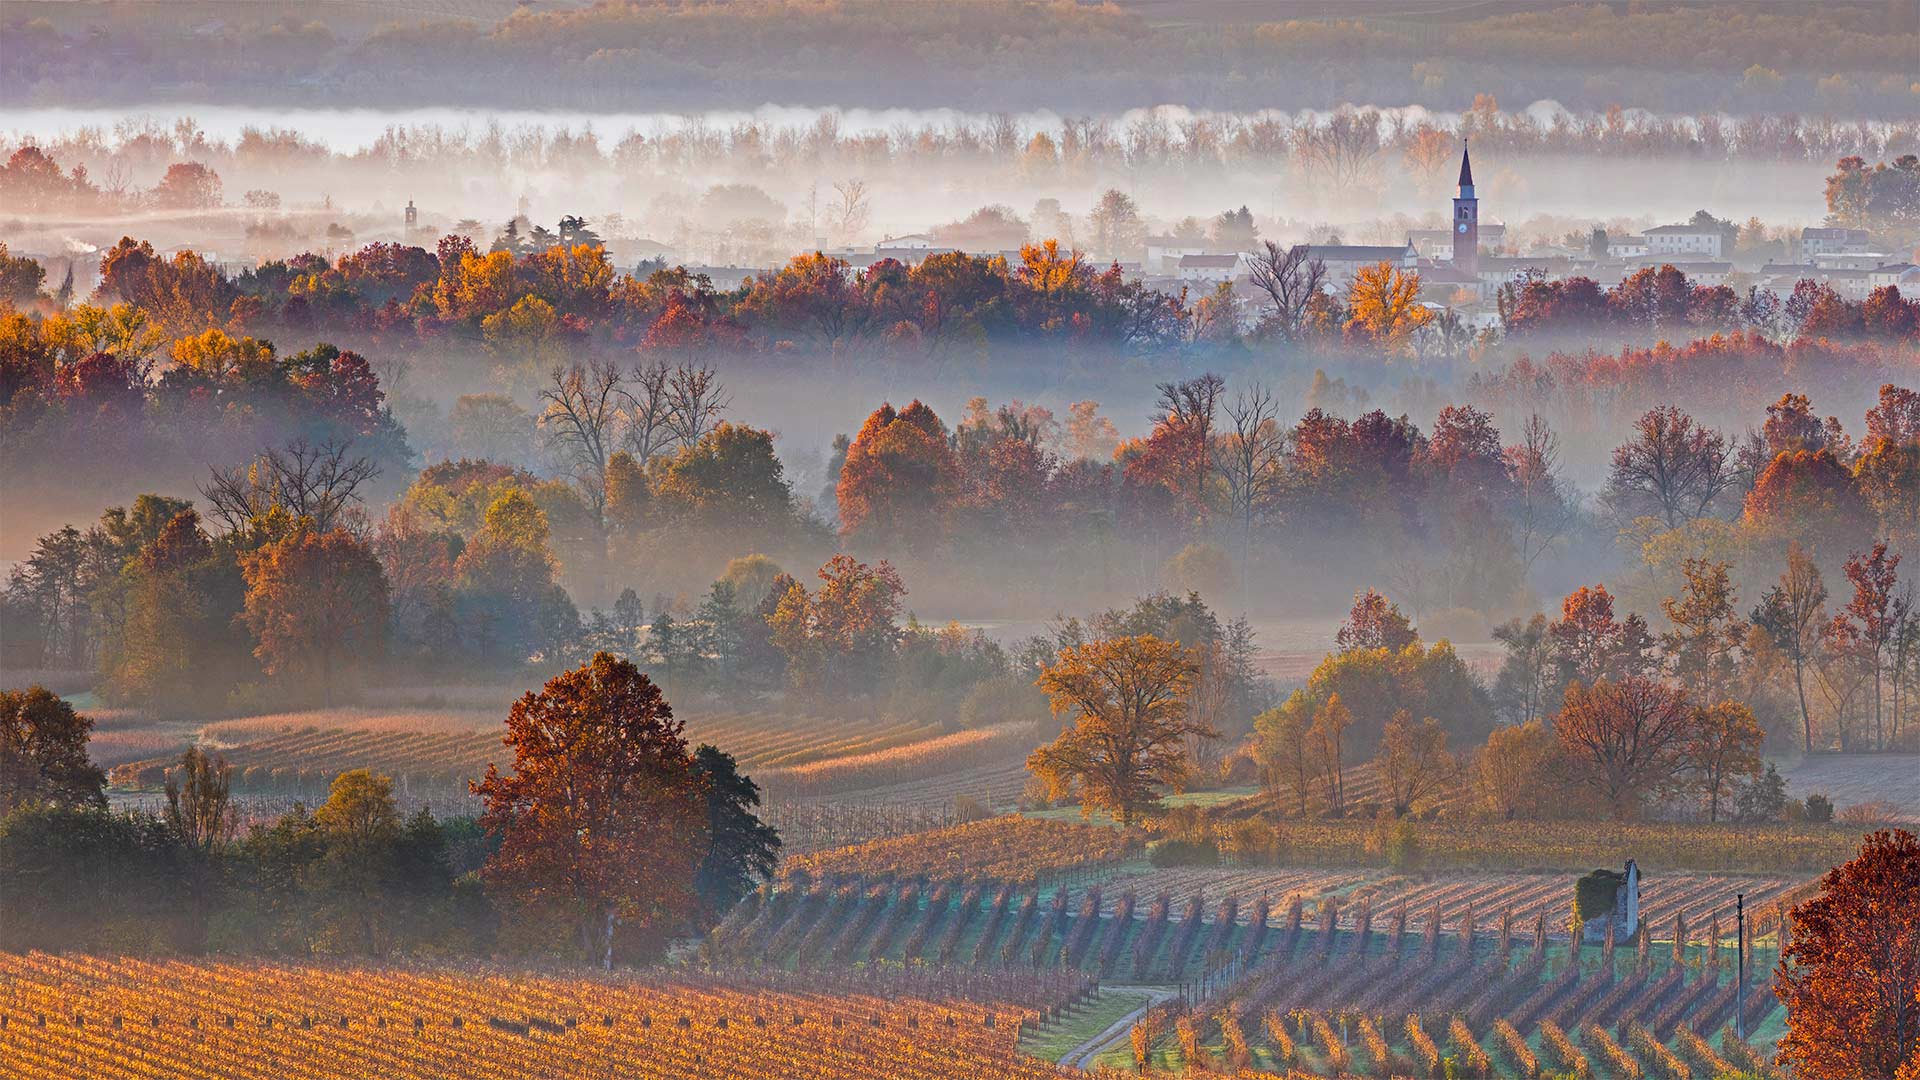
[1238,546,1919,831]
[0,655,779,963]
[5,107,1920,209]
[1008,542,1916,840]
[3,210,1917,373]
[3,376,1913,746]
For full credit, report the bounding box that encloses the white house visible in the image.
[1870,263,1920,290]
[1477,255,1561,291]
[1800,227,1872,258]
[1643,223,1724,259]
[1606,234,1649,259]
[1303,243,1418,291]
[1409,222,1505,261]
[874,233,936,257]
[1144,235,1209,275]
[1823,268,1876,300]
[1659,261,1733,287]
[1176,253,1242,284]
[1813,250,1895,272]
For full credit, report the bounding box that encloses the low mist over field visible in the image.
[2,4,1918,1079]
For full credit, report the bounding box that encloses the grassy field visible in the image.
[1015,988,1151,1063]
[1780,753,1920,821]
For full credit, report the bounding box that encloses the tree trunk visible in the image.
[602,908,616,971]
[1794,657,1812,753]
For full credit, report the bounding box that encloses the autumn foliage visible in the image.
[1776,828,1920,1080]
[1029,634,1210,825]
[472,652,706,966]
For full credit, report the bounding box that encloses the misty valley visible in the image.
[1,3,1918,1079]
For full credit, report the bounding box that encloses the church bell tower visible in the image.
[1452,141,1479,275]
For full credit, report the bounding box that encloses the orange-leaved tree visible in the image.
[1686,699,1763,823]
[764,554,906,696]
[1776,828,1920,1080]
[1029,634,1210,826]
[240,527,390,706]
[1375,710,1455,818]
[1552,677,1697,819]
[472,652,706,968]
[835,400,958,552]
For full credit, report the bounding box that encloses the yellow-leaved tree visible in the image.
[1344,260,1430,354]
[1029,634,1211,825]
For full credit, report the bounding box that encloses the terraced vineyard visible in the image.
[0,953,1085,1080]
[107,709,1029,803]
[783,816,1142,887]
[1195,814,1863,873]
[1087,866,1815,940]
[1113,905,1790,1079]
[713,868,1794,1075]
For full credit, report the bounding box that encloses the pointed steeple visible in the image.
[1457,140,1474,189]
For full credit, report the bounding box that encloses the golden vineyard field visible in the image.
[0,954,1077,1080]
[106,709,1020,798]
[785,815,1142,886]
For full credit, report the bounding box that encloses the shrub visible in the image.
[1219,819,1277,864]
[1836,799,1899,824]
[955,674,1050,731]
[1492,1018,1540,1079]
[1367,813,1424,870]
[1583,1023,1643,1080]
[1575,868,1626,923]
[1449,1015,1493,1078]
[953,795,991,824]
[1147,837,1220,867]
[1802,793,1833,822]
[1263,1010,1297,1066]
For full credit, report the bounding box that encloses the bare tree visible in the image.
[1247,241,1326,339]
[1604,406,1737,528]
[1506,414,1579,573]
[1154,373,1226,524]
[828,179,871,242]
[1294,107,1382,188]
[664,362,730,448]
[1218,382,1287,539]
[164,747,236,852]
[621,358,678,463]
[540,359,626,514]
[1411,307,1474,361]
[201,438,378,535]
[1752,543,1828,753]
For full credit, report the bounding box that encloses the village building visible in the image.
[1305,242,1420,290]
[1144,235,1210,275]
[1643,222,1725,259]
[1799,226,1873,258]
[1176,252,1243,284]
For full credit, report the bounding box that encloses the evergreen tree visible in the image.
[690,745,780,926]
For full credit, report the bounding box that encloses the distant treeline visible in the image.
[3,1,1916,116]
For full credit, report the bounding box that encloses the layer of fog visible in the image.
[11,99,1904,151]
[2,101,1852,260]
